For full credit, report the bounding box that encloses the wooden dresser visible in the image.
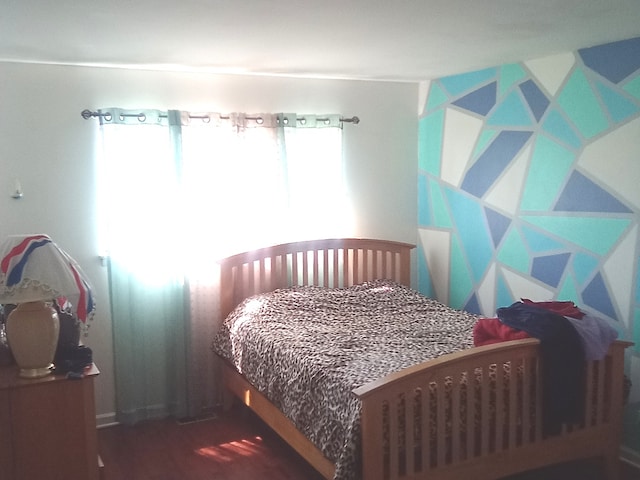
[0,364,101,480]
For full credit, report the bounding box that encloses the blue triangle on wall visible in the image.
[554,171,632,213]
[519,79,550,122]
[484,207,511,247]
[582,271,617,320]
[452,82,497,116]
[531,253,571,288]
[578,36,640,84]
[464,293,482,315]
[461,130,533,198]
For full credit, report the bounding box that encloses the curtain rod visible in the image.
[80,109,360,124]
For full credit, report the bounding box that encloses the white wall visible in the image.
[0,62,418,422]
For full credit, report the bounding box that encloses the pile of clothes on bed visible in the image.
[473,299,625,434]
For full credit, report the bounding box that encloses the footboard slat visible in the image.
[421,383,431,472]
[360,397,385,478]
[495,363,505,452]
[389,394,399,479]
[522,356,532,444]
[465,368,474,461]
[406,388,417,477]
[508,362,518,449]
[450,376,462,463]
[436,374,446,468]
[480,363,490,456]
[596,359,606,425]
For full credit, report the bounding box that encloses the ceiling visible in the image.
[2,0,640,82]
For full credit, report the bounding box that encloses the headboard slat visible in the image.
[219,238,415,319]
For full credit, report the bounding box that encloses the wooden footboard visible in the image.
[354,339,632,480]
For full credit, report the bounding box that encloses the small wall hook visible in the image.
[11,179,23,199]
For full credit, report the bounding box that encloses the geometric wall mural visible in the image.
[417,35,640,456]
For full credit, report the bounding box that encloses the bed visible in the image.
[213,238,631,480]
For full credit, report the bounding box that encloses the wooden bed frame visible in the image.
[217,238,631,480]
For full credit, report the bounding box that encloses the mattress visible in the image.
[212,279,478,480]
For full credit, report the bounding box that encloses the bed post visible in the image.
[603,341,632,480]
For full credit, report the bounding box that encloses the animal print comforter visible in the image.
[212,279,478,480]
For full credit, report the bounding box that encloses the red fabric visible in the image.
[473,317,531,347]
[520,298,585,319]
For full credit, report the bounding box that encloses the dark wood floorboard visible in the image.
[98,404,640,480]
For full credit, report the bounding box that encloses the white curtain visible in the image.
[97,109,350,423]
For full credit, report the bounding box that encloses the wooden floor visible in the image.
[98,404,640,480]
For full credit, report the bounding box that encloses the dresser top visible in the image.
[0,363,98,390]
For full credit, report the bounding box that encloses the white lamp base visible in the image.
[5,301,60,379]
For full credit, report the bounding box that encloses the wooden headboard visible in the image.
[219,238,415,319]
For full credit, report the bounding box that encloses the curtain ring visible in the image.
[104,113,112,122]
[256,117,264,125]
[138,113,146,122]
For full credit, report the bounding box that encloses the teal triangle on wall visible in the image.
[557,68,609,139]
[449,234,474,309]
[595,80,640,123]
[417,245,434,298]
[557,274,580,305]
[487,91,534,126]
[426,83,449,112]
[634,309,640,353]
[632,308,640,352]
[418,175,432,226]
[636,256,640,303]
[445,187,494,282]
[572,252,599,287]
[521,215,630,256]
[541,109,582,150]
[521,225,566,253]
[497,228,530,273]
[429,178,453,228]
[439,67,498,96]
[624,75,640,100]
[418,110,444,175]
[496,273,515,310]
[498,63,527,96]
[520,135,575,211]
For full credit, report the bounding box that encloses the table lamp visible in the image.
[0,234,95,378]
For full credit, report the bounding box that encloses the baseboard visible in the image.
[96,412,119,429]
